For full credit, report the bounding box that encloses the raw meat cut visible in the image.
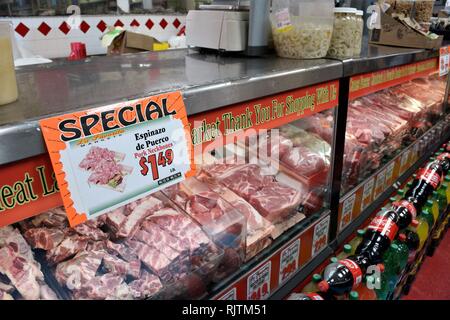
[0,245,40,300]
[104,207,128,235]
[133,230,180,261]
[116,196,164,238]
[86,240,108,251]
[31,208,68,229]
[128,271,163,299]
[248,183,303,221]
[0,290,13,300]
[125,240,172,281]
[106,241,140,263]
[73,273,131,300]
[55,250,105,290]
[73,223,108,241]
[0,281,14,293]
[102,253,141,279]
[205,163,303,223]
[46,235,89,265]
[184,191,239,235]
[213,164,273,200]
[281,146,326,177]
[39,284,58,300]
[258,132,293,158]
[149,208,213,254]
[24,227,65,251]
[140,221,190,255]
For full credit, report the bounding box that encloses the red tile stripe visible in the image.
[11,17,184,39]
[15,22,29,37]
[38,22,51,36]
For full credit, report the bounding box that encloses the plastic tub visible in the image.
[270,0,334,59]
[327,7,358,59]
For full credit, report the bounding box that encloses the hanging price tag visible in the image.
[311,215,330,257]
[340,193,356,231]
[247,262,271,300]
[218,288,237,300]
[440,46,450,77]
[361,177,375,212]
[373,168,387,199]
[279,239,300,285]
[40,92,194,227]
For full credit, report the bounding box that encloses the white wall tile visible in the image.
[0,15,186,59]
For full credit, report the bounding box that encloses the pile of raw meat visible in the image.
[164,126,333,260]
[0,225,58,300]
[298,74,446,193]
[16,195,228,300]
[163,178,271,261]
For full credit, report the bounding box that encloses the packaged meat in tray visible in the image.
[293,109,334,144]
[237,127,329,212]
[163,177,271,262]
[17,194,225,300]
[0,225,59,300]
[197,145,308,240]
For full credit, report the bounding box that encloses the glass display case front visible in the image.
[0,74,339,300]
[340,59,448,195]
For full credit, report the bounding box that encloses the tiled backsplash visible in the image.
[0,15,186,59]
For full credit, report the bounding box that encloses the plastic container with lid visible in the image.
[270,0,334,59]
[353,10,364,57]
[0,21,18,106]
[327,7,358,59]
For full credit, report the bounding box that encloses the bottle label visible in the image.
[393,200,417,220]
[368,216,399,241]
[418,168,442,189]
[339,259,363,288]
[306,293,324,300]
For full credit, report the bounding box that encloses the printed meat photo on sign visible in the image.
[79,147,133,193]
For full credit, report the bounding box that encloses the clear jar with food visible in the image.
[353,10,364,57]
[270,0,334,59]
[414,0,435,24]
[327,7,358,59]
[386,0,414,17]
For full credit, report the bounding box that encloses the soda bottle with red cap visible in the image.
[355,209,401,264]
[318,254,384,296]
[405,160,444,207]
[391,197,418,229]
[437,152,450,175]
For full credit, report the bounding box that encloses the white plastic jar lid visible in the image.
[334,7,357,14]
[356,10,364,16]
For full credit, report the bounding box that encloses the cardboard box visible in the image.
[369,11,443,49]
[106,30,157,55]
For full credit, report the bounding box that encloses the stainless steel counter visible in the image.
[0,45,441,166]
[341,41,439,76]
[0,49,342,165]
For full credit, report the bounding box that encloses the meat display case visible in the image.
[0,44,449,300]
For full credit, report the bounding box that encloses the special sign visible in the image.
[40,92,194,227]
